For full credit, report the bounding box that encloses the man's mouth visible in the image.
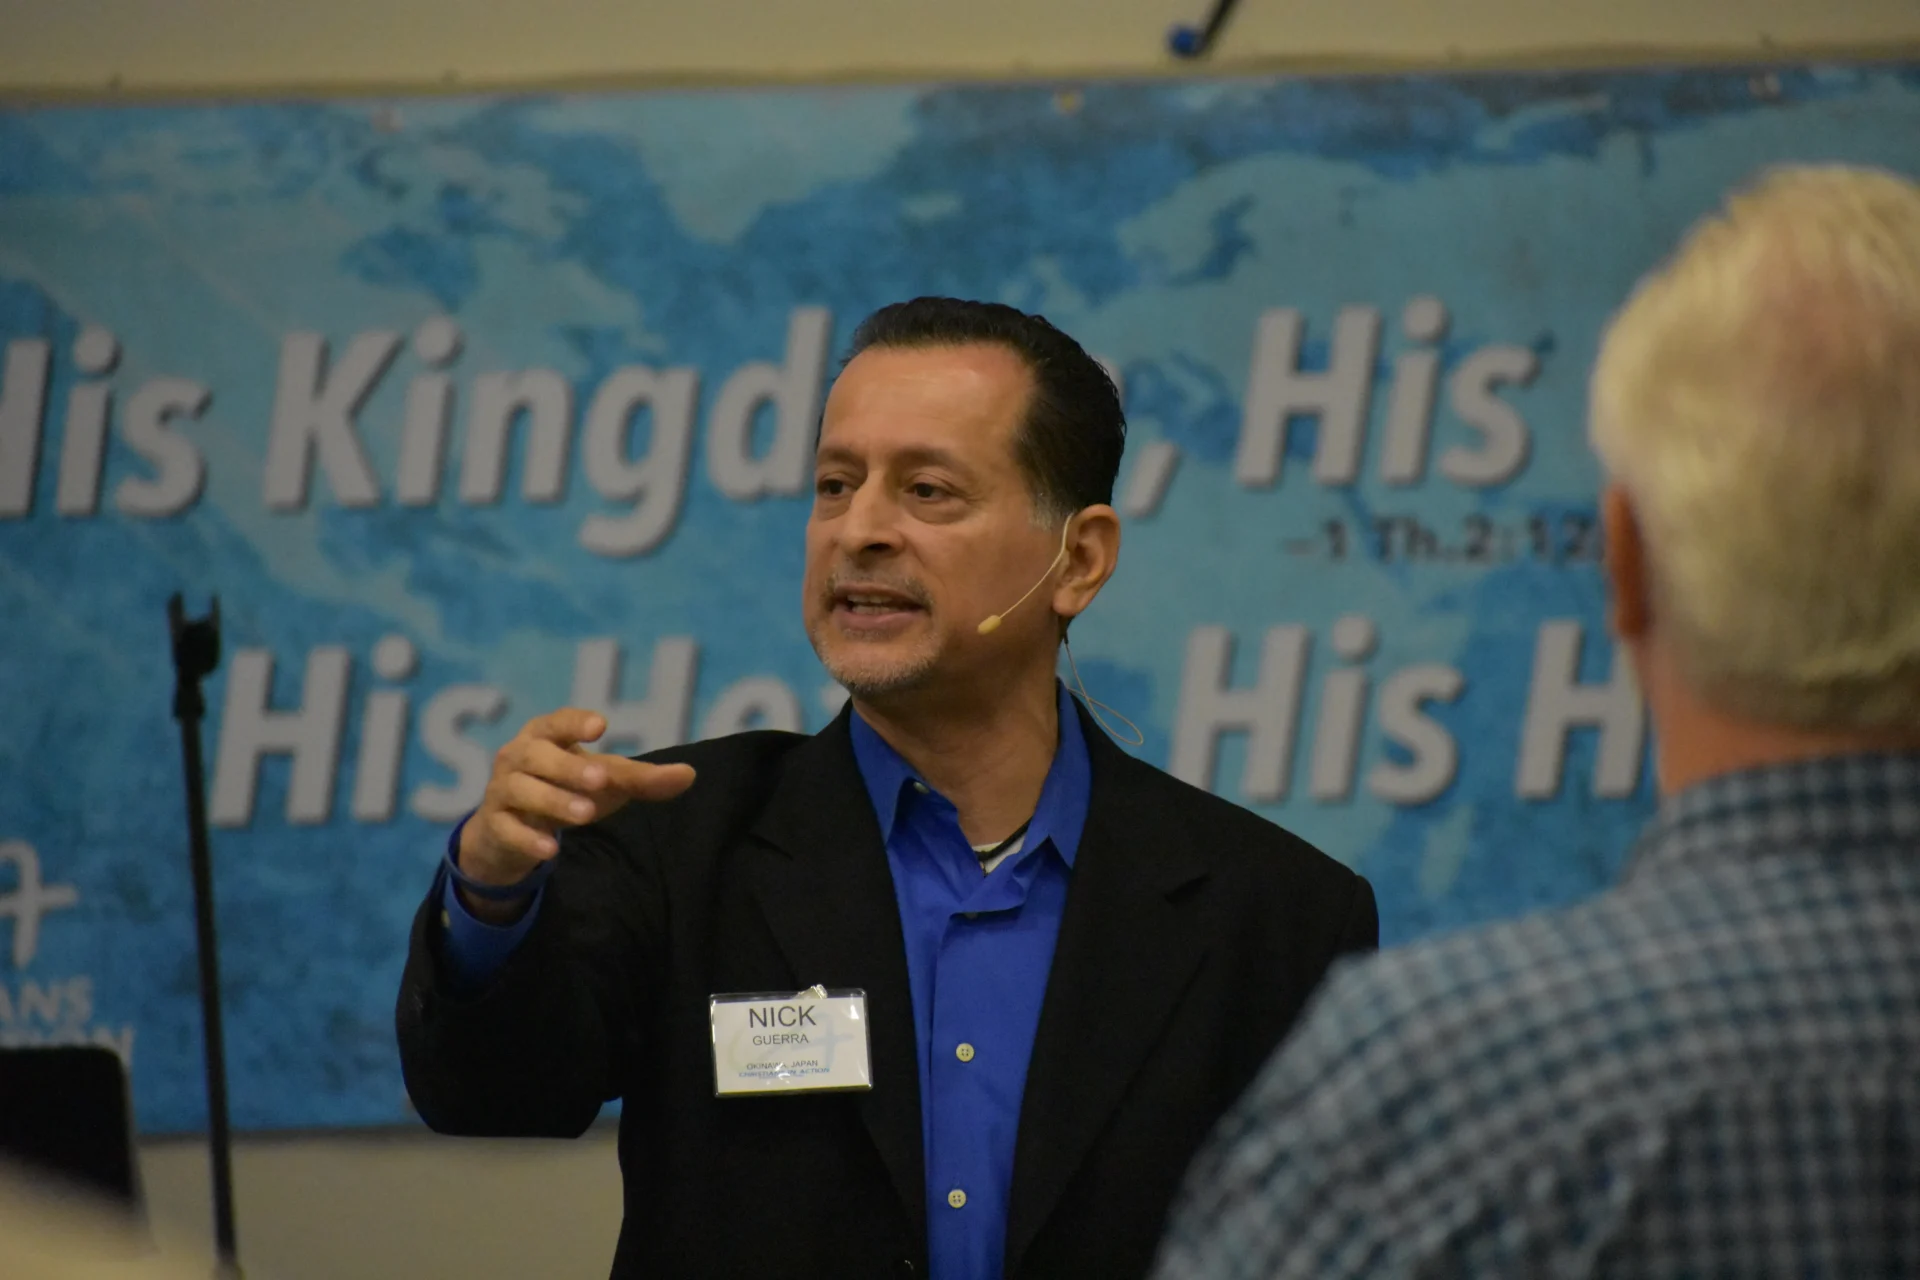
[836,590,923,614]
[829,584,928,623]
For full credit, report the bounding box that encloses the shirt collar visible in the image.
[1627,750,1920,878]
[849,681,1092,868]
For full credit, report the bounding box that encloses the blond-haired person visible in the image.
[1151,165,1920,1280]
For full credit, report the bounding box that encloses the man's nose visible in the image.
[840,480,904,556]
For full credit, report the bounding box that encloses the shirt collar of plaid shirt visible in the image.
[1627,749,1920,879]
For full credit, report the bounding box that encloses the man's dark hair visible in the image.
[845,297,1126,521]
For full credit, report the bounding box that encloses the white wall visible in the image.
[5,0,1919,95]
[139,1131,622,1279]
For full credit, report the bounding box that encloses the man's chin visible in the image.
[817,647,940,701]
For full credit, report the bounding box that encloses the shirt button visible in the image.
[947,1189,967,1209]
[955,1043,975,1063]
[912,781,929,794]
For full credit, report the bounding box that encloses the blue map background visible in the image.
[1,64,1916,1133]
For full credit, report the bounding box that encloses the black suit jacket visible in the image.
[397,701,1377,1279]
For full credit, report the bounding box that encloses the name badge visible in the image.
[710,986,872,1096]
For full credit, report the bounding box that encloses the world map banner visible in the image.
[2,63,1916,1132]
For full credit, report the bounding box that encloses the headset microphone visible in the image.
[970,513,1145,746]
[977,521,1074,635]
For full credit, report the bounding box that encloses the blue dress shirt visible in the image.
[849,683,1090,1280]
[434,819,542,993]
[437,684,1092,1280]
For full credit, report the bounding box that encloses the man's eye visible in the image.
[909,482,944,500]
[816,478,849,497]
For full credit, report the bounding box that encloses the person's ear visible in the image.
[1603,484,1651,642]
[1052,505,1121,623]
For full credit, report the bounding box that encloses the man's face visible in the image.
[804,342,1059,701]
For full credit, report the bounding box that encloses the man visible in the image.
[398,298,1378,1280]
[1152,165,1920,1280]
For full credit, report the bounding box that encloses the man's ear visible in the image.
[1602,483,1652,642]
[1052,505,1121,623]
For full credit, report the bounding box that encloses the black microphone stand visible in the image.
[167,594,242,1280]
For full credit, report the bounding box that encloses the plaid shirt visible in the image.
[1153,753,1920,1280]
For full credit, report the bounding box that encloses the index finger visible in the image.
[598,757,698,803]
[524,706,609,748]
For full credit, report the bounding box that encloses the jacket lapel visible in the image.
[1005,711,1213,1272]
[742,708,926,1247]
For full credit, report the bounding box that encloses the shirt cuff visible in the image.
[435,816,544,993]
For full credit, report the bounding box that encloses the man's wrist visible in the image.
[454,882,538,926]
[444,815,554,909]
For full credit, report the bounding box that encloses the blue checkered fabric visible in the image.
[1152,753,1920,1280]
